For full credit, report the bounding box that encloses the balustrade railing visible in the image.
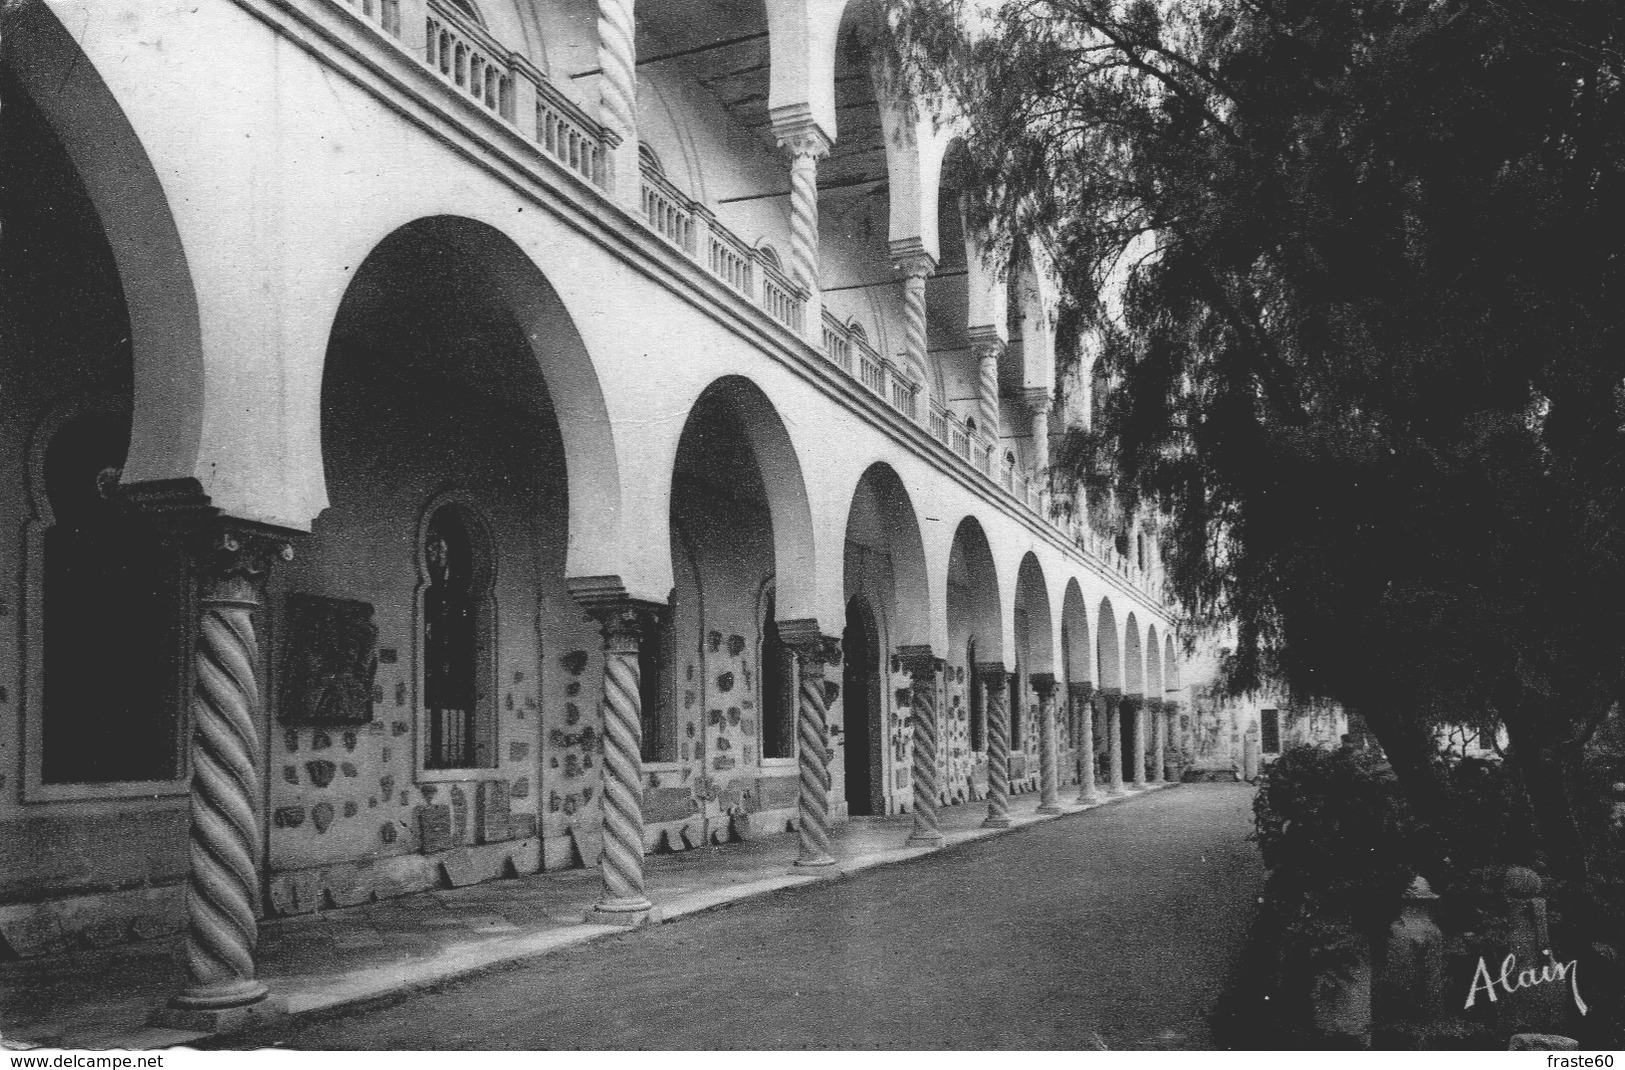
[707,227,754,300]
[327,0,1162,605]
[641,168,696,254]
[531,76,606,186]
[344,0,401,36]
[822,311,853,373]
[858,349,886,395]
[761,263,805,333]
[426,0,514,118]
[891,377,918,421]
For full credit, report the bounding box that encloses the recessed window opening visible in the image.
[422,502,493,770]
[39,409,186,786]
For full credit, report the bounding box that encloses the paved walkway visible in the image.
[233,783,1260,1050]
[0,782,1245,1050]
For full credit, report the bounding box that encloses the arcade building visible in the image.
[0,0,1187,1030]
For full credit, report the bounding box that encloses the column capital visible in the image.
[1029,673,1058,700]
[566,577,665,652]
[1022,386,1053,414]
[895,644,940,680]
[889,238,937,279]
[778,618,841,666]
[967,323,1006,356]
[1068,681,1096,700]
[121,479,296,604]
[1120,693,1145,714]
[771,106,831,159]
[975,661,1009,688]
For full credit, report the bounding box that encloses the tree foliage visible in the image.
[890,0,1625,876]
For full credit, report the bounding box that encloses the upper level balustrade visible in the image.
[321,0,1166,606]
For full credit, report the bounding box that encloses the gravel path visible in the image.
[228,784,1263,1050]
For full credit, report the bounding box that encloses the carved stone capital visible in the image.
[1119,694,1145,715]
[589,602,665,656]
[199,527,295,608]
[975,661,1009,689]
[771,106,831,159]
[1068,681,1096,701]
[119,479,296,607]
[778,618,841,666]
[1029,673,1058,700]
[967,323,1007,354]
[895,644,939,682]
[1022,386,1053,415]
[889,240,937,280]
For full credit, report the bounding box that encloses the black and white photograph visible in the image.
[0,0,1620,1055]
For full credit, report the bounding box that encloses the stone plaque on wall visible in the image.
[476,780,511,844]
[281,593,379,726]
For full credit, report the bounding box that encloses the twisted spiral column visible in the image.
[775,123,830,346]
[975,342,1002,437]
[980,666,1011,828]
[160,526,292,1031]
[594,0,641,206]
[1149,698,1167,784]
[1166,701,1185,770]
[585,602,661,927]
[900,649,942,847]
[783,629,839,868]
[1126,695,1147,787]
[1025,391,1053,477]
[1034,676,1061,814]
[1073,683,1099,803]
[894,250,934,383]
[1104,691,1125,794]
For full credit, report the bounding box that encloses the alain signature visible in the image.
[1465,949,1587,1015]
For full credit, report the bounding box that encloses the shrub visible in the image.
[1252,743,1422,933]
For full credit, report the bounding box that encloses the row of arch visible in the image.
[0,6,1172,678]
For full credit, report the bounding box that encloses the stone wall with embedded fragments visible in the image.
[641,474,798,852]
[0,105,194,955]
[263,352,592,910]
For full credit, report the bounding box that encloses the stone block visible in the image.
[324,863,373,908]
[509,813,538,839]
[417,804,455,854]
[291,869,323,914]
[757,776,799,810]
[439,848,479,888]
[643,786,694,823]
[569,823,604,869]
[477,780,512,844]
[0,904,70,958]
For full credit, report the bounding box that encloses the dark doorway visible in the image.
[1120,699,1138,776]
[1008,662,1023,750]
[842,596,882,816]
[968,640,985,751]
[761,593,794,760]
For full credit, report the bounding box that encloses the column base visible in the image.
[1075,790,1100,805]
[1132,780,1148,790]
[151,991,287,1035]
[1036,803,1063,815]
[905,831,945,848]
[793,854,838,870]
[586,898,663,928]
[981,816,1012,829]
